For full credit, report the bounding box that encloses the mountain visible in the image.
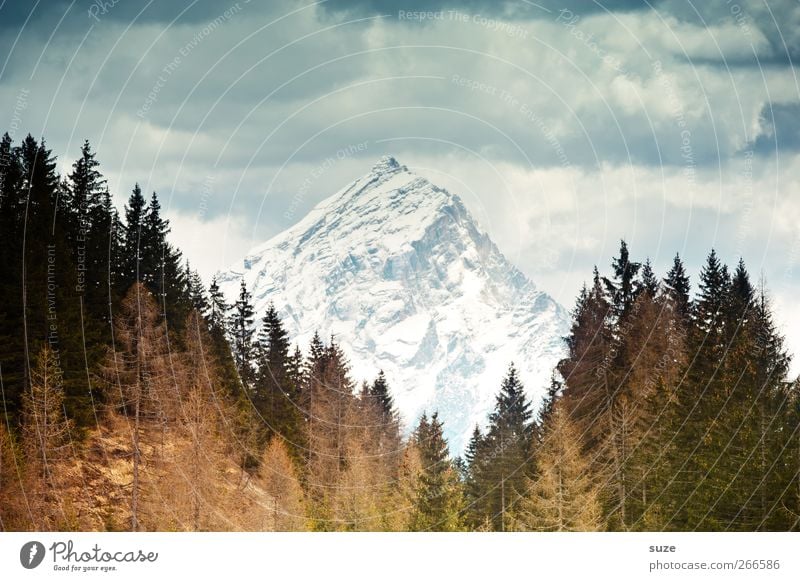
[217,156,569,451]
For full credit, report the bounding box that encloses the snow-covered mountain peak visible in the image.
[218,157,569,450]
[369,155,404,176]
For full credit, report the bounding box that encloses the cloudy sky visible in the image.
[2,0,799,369]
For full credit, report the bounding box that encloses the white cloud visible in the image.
[168,211,255,282]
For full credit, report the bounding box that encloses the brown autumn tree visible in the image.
[331,381,404,531]
[98,283,174,531]
[516,402,601,531]
[618,289,687,529]
[0,421,27,529]
[20,345,74,530]
[257,437,307,531]
[147,311,237,530]
[382,441,423,531]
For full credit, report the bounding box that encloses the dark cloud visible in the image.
[0,0,40,29]
[753,102,800,154]
[659,0,800,65]
[0,0,236,30]
[319,0,655,19]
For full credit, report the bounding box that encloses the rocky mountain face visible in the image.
[218,156,569,451]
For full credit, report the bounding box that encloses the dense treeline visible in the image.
[464,243,799,531]
[0,133,798,531]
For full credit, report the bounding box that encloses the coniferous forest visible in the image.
[0,132,798,532]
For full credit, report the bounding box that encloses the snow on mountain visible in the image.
[217,156,569,451]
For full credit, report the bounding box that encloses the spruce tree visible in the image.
[715,282,794,530]
[695,249,730,335]
[141,192,188,325]
[369,370,396,423]
[640,257,659,296]
[664,252,692,324]
[727,258,754,329]
[254,304,304,452]
[410,412,463,531]
[67,141,116,399]
[558,267,613,451]
[207,276,228,334]
[477,363,534,530]
[141,192,165,289]
[603,239,641,319]
[661,250,732,529]
[287,345,305,389]
[66,140,104,243]
[186,264,208,316]
[229,279,256,387]
[463,424,488,528]
[0,135,25,422]
[120,184,146,292]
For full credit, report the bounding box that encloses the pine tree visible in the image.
[185,264,208,316]
[0,133,22,214]
[463,424,487,528]
[229,280,256,387]
[66,140,105,248]
[539,373,562,428]
[370,370,397,424]
[709,280,794,531]
[640,257,659,296]
[141,192,188,325]
[254,304,304,452]
[558,267,613,451]
[120,184,146,292]
[409,412,463,531]
[664,253,692,324]
[308,331,326,368]
[207,276,228,334]
[727,258,754,329]
[603,239,641,319]
[0,136,27,423]
[287,345,305,389]
[199,275,243,406]
[748,286,794,530]
[473,363,534,530]
[141,192,165,289]
[88,190,120,313]
[66,141,118,412]
[660,250,733,529]
[695,249,730,336]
